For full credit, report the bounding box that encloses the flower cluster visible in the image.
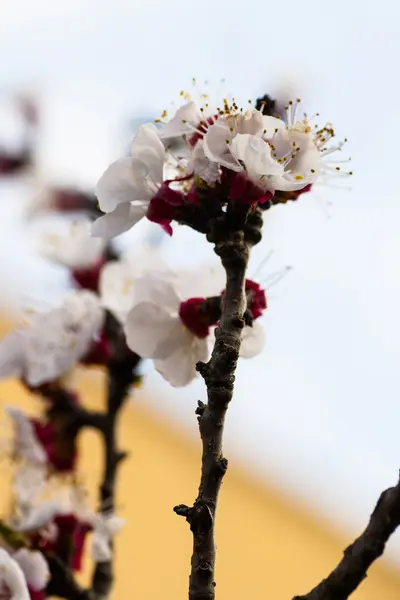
[0,83,349,598]
[92,91,349,239]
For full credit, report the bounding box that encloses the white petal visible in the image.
[61,290,104,335]
[92,533,111,563]
[286,138,321,182]
[131,123,165,185]
[237,109,265,135]
[91,202,147,239]
[16,501,68,532]
[99,261,135,324]
[24,291,104,386]
[0,549,30,600]
[96,157,152,213]
[230,134,284,181]
[154,335,209,387]
[124,303,180,359]
[0,331,24,381]
[158,102,201,139]
[103,515,125,535]
[267,130,321,191]
[240,321,266,358]
[40,219,106,269]
[203,118,242,171]
[190,140,220,185]
[5,407,47,464]
[99,253,170,325]
[262,115,286,136]
[91,514,125,563]
[131,273,181,313]
[13,549,49,591]
[12,465,46,507]
[174,264,225,300]
[122,242,169,275]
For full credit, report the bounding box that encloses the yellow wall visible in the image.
[0,369,399,599]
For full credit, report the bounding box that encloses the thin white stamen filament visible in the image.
[251,250,274,279]
[261,266,293,289]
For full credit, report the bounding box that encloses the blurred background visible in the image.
[0,0,400,597]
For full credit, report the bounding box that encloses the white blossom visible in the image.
[157,91,348,192]
[92,124,165,239]
[91,513,125,563]
[12,549,49,592]
[5,407,46,464]
[240,321,266,357]
[40,219,106,269]
[124,271,210,387]
[158,101,202,140]
[189,140,220,185]
[0,548,30,600]
[99,244,168,324]
[0,291,104,387]
[15,500,69,532]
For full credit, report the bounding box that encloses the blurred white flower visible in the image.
[92,124,165,238]
[40,219,106,269]
[5,408,46,465]
[99,244,168,324]
[15,500,69,532]
[240,321,266,358]
[12,464,47,510]
[91,513,125,563]
[0,548,30,600]
[0,291,104,387]
[12,549,49,593]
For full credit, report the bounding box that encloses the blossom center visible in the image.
[245,280,267,320]
[179,298,211,338]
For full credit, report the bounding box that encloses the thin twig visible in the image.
[91,344,141,599]
[175,206,261,600]
[293,474,400,600]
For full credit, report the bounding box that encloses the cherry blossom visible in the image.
[12,549,49,598]
[157,90,350,194]
[91,513,125,563]
[0,291,104,387]
[5,408,47,465]
[39,219,106,270]
[0,548,31,600]
[124,269,218,386]
[99,244,167,324]
[124,267,267,386]
[92,124,186,238]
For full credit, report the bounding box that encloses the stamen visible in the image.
[260,266,293,289]
[251,250,274,279]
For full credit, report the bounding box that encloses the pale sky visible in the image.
[1,0,400,565]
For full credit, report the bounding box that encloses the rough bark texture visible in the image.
[174,204,259,600]
[293,475,400,600]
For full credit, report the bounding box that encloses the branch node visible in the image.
[196,361,210,379]
[195,401,206,417]
[173,504,191,518]
[217,457,228,475]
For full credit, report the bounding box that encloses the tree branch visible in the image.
[293,474,400,600]
[42,312,141,600]
[174,206,261,600]
[91,349,141,599]
[46,555,92,600]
